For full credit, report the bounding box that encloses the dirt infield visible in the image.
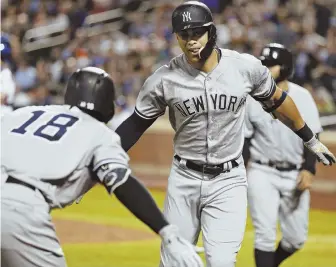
[54,219,155,244]
[53,192,335,245]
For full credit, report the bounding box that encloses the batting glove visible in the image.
[304,136,336,166]
[159,224,204,267]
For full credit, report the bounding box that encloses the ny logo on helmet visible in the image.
[182,12,191,22]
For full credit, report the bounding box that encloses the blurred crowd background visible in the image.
[1,0,335,122]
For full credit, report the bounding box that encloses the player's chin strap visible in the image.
[198,25,217,61]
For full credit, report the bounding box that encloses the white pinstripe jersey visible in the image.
[135,49,275,164]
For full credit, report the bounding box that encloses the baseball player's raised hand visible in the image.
[159,224,204,267]
[304,137,336,166]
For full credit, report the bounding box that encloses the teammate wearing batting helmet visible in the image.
[259,43,294,84]
[64,67,117,123]
[1,66,203,267]
[243,43,323,267]
[114,2,335,267]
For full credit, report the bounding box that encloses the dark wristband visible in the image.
[295,123,314,142]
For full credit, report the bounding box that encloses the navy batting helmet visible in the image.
[172,1,217,61]
[259,43,294,82]
[64,67,116,123]
[172,1,213,33]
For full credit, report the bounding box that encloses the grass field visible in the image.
[52,186,336,267]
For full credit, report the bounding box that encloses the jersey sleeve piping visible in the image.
[252,79,276,101]
[93,158,129,172]
[134,107,165,120]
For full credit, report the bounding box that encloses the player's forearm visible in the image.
[272,90,305,131]
[270,87,315,142]
[114,175,169,234]
[115,112,156,152]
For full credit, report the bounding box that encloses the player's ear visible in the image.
[269,65,281,80]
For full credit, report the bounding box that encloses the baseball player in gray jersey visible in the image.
[1,67,203,267]
[243,43,323,267]
[115,2,335,267]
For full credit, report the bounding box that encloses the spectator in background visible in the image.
[1,0,335,115]
[314,0,332,37]
[14,58,37,92]
[107,95,135,130]
[318,17,336,102]
[0,34,16,114]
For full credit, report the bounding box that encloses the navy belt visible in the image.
[6,176,48,202]
[174,155,238,175]
[7,176,37,191]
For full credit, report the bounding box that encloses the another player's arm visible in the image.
[248,57,335,166]
[267,87,305,130]
[260,86,335,165]
[93,130,167,234]
[92,133,203,267]
[95,162,168,233]
[115,113,157,151]
[115,183,201,267]
[297,94,322,190]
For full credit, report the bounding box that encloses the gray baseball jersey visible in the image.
[135,49,275,164]
[1,105,131,209]
[244,82,323,165]
[244,82,322,253]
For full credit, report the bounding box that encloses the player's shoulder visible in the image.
[70,108,123,148]
[288,82,310,94]
[9,105,49,116]
[219,48,263,76]
[144,62,171,85]
[91,117,122,145]
[141,58,180,90]
[152,54,186,75]
[220,49,261,65]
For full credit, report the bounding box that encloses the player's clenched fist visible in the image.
[159,225,204,267]
[304,136,336,166]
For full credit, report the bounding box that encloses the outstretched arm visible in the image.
[114,174,168,233]
[262,86,335,165]
[268,87,305,131]
[93,164,203,267]
[115,112,157,152]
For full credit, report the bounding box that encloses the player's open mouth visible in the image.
[188,48,200,56]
